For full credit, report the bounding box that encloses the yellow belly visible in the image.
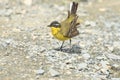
[51,27,70,41]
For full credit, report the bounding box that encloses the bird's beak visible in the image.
[47,25,51,27]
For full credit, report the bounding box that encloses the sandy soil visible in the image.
[0,0,120,80]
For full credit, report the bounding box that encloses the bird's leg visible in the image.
[70,39,72,48]
[69,39,73,52]
[60,41,64,51]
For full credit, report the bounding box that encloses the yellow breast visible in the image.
[51,27,70,41]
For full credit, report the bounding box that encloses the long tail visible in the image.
[68,2,78,17]
[66,2,79,38]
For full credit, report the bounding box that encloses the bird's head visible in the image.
[48,21,61,28]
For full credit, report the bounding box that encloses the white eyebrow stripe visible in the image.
[55,23,60,26]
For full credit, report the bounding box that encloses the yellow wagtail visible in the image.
[48,2,80,51]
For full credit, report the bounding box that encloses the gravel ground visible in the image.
[0,0,120,80]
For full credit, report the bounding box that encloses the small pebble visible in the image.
[100,68,109,75]
[100,61,109,68]
[106,54,120,60]
[49,79,56,80]
[22,0,32,6]
[94,65,100,70]
[84,20,96,27]
[82,53,90,60]
[36,69,45,75]
[111,78,120,80]
[96,56,106,60]
[78,63,87,70]
[49,69,60,77]
[112,64,119,68]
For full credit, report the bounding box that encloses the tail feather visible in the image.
[68,2,78,18]
[71,2,78,15]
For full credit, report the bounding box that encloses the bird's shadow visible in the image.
[54,44,81,54]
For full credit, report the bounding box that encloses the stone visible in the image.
[82,53,90,60]
[100,68,109,75]
[0,9,12,16]
[100,61,109,68]
[99,8,107,12]
[84,20,96,27]
[94,65,100,70]
[78,63,87,70]
[72,44,81,53]
[36,69,45,75]
[96,56,106,60]
[106,54,120,60]
[49,69,60,77]
[111,78,120,80]
[112,64,119,68]
[22,0,32,6]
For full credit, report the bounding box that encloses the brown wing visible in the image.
[60,19,71,37]
[65,16,80,38]
[60,16,80,38]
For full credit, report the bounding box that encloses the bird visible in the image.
[48,2,80,51]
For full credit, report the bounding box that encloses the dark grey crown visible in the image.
[49,21,61,27]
